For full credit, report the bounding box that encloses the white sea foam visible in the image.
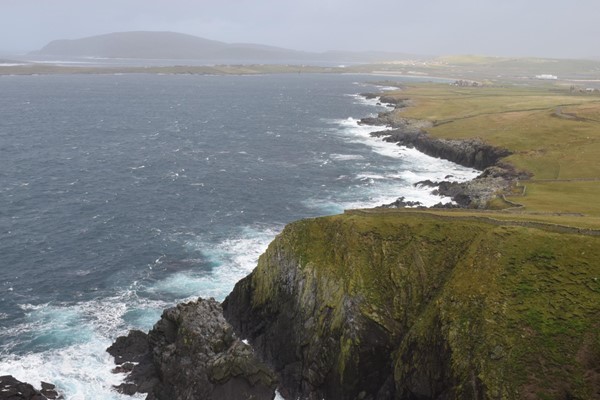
[332,117,406,159]
[61,225,279,397]
[0,341,145,400]
[0,293,167,399]
[302,116,480,212]
[329,153,364,161]
[346,93,383,109]
[356,173,387,181]
[150,225,281,302]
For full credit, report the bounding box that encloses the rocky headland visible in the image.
[109,211,600,400]
[106,89,600,400]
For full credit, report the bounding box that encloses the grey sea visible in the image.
[0,73,477,398]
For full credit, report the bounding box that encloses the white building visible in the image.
[535,74,558,80]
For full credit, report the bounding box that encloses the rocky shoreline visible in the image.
[359,91,529,208]
[8,87,534,399]
[99,89,536,400]
[0,376,61,400]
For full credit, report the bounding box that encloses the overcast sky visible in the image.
[1,0,599,58]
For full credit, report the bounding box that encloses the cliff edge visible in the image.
[224,211,600,400]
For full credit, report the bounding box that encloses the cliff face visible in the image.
[224,211,600,400]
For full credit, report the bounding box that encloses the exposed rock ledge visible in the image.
[0,376,60,400]
[107,298,277,400]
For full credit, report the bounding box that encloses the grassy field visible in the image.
[354,55,600,84]
[379,83,600,225]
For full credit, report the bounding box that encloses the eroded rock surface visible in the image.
[108,298,277,400]
[0,376,60,400]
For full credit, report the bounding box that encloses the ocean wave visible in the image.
[345,93,387,109]
[150,224,282,302]
[303,116,480,211]
[329,153,365,161]
[330,117,407,159]
[0,224,282,397]
[0,292,169,399]
[0,340,145,400]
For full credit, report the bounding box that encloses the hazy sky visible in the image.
[1,0,599,58]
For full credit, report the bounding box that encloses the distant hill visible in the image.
[32,31,426,63]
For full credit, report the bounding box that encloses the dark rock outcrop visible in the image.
[222,216,471,400]
[359,93,410,108]
[370,123,518,207]
[108,298,277,400]
[358,92,511,171]
[0,376,60,400]
[377,130,511,171]
[357,92,528,208]
[379,196,423,208]
[431,164,531,208]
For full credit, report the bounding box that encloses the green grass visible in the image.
[250,211,600,398]
[379,83,600,227]
[510,181,600,216]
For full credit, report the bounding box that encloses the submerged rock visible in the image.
[108,297,277,400]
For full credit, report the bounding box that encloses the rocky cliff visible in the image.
[108,298,277,400]
[223,211,600,400]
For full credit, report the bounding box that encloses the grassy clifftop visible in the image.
[225,211,600,399]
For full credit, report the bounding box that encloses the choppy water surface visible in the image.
[0,73,477,398]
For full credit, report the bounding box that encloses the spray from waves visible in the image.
[0,292,167,399]
[302,177,456,214]
[148,224,282,302]
[345,93,394,110]
[0,342,145,400]
[0,225,280,398]
[332,117,402,158]
[301,117,479,213]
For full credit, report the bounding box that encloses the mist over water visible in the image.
[0,73,477,397]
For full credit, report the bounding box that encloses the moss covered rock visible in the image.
[224,211,600,400]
